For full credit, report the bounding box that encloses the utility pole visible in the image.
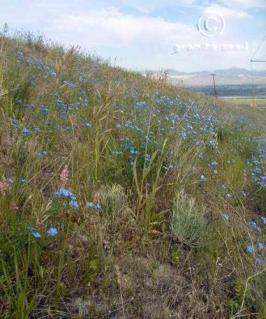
[250,37,266,108]
[250,59,266,108]
[210,73,217,100]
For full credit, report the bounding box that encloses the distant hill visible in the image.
[142,67,266,86]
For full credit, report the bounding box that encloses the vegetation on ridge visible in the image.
[0,32,265,318]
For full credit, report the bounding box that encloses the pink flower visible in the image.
[0,181,9,192]
[60,165,70,182]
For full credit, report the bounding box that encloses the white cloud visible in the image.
[0,0,263,71]
[203,4,250,19]
[53,8,199,48]
[219,0,266,10]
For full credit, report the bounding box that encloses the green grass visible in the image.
[225,97,266,108]
[0,33,265,318]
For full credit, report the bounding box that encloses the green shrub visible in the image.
[171,190,208,248]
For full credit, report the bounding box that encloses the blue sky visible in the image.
[0,0,265,72]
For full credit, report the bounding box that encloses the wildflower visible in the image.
[27,227,41,239]
[210,161,219,167]
[246,245,255,254]
[261,216,266,225]
[55,187,76,200]
[181,130,187,140]
[257,242,264,251]
[200,175,207,182]
[255,255,264,266]
[20,178,28,184]
[22,128,32,136]
[69,199,79,209]
[48,70,57,78]
[95,203,102,210]
[84,122,92,128]
[136,101,147,110]
[31,231,41,239]
[40,105,49,114]
[0,181,9,192]
[223,214,230,221]
[86,202,95,209]
[37,151,47,159]
[7,178,14,184]
[60,165,70,182]
[47,227,58,237]
[213,169,218,175]
[129,146,138,155]
[249,222,261,233]
[11,119,19,128]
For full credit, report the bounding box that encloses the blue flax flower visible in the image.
[210,161,219,167]
[246,245,255,254]
[55,187,76,201]
[22,128,32,136]
[86,202,95,209]
[69,199,79,209]
[255,255,264,266]
[47,227,58,237]
[27,227,41,239]
[249,222,261,233]
[223,214,230,221]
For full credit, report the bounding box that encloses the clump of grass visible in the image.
[95,184,128,216]
[171,190,208,248]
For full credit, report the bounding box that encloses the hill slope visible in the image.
[0,34,265,318]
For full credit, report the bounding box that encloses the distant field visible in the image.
[222,97,266,108]
[189,84,266,97]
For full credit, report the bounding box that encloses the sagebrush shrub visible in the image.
[171,190,208,248]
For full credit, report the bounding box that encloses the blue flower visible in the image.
[27,227,41,239]
[86,202,102,210]
[22,128,32,136]
[7,178,14,184]
[31,231,42,239]
[223,214,230,221]
[95,203,102,210]
[69,199,79,209]
[40,105,49,114]
[84,122,92,128]
[86,202,95,209]
[47,227,58,237]
[249,222,261,233]
[55,187,76,201]
[257,242,264,251]
[136,101,147,110]
[181,130,187,140]
[255,255,264,266]
[261,216,266,225]
[20,178,28,184]
[129,146,138,155]
[200,175,207,182]
[246,245,255,254]
[210,161,219,167]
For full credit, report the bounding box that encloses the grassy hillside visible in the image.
[0,33,265,318]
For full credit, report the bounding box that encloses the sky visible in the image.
[0,0,265,72]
